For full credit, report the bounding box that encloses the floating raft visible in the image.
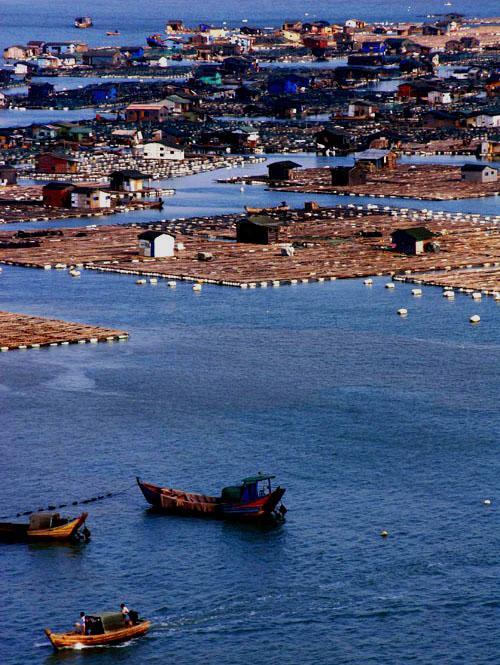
[0,311,128,352]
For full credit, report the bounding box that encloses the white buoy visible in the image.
[411,288,422,296]
[192,283,202,291]
[385,283,395,289]
[397,308,408,316]
[167,280,177,288]
[469,314,480,323]
[483,499,491,505]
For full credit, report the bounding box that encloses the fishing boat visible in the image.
[106,30,120,36]
[137,473,286,522]
[74,17,93,29]
[245,202,289,215]
[45,611,151,650]
[0,511,88,543]
[146,34,167,48]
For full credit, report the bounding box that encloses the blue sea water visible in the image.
[0,0,499,49]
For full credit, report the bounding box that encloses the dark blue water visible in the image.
[0,264,499,664]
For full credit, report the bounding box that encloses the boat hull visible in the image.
[45,621,151,650]
[137,479,285,522]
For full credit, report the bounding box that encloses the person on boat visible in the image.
[120,603,132,626]
[75,612,86,634]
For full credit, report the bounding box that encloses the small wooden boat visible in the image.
[106,31,120,36]
[0,511,88,543]
[75,17,93,29]
[245,203,289,215]
[45,612,150,650]
[137,474,286,522]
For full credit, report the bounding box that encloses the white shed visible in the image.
[138,231,175,257]
[133,142,184,161]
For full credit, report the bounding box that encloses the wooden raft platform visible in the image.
[0,205,497,291]
[272,165,500,201]
[0,311,128,352]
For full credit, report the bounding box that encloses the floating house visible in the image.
[461,164,498,183]
[110,170,149,192]
[391,227,434,255]
[267,160,302,182]
[133,142,184,160]
[138,231,175,257]
[36,152,79,174]
[236,215,281,245]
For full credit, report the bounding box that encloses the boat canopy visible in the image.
[85,612,124,635]
[29,512,60,530]
[242,474,275,485]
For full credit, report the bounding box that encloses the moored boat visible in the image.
[146,34,167,48]
[0,511,88,543]
[45,611,150,650]
[245,203,289,215]
[137,474,286,522]
[75,17,93,29]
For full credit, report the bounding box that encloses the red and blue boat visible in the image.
[137,474,286,523]
[146,34,168,48]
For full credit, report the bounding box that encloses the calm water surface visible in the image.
[0,265,498,664]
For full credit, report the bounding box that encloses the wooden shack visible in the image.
[42,182,75,208]
[330,165,367,186]
[391,227,434,255]
[355,149,397,171]
[267,160,301,183]
[236,215,281,245]
[36,152,79,174]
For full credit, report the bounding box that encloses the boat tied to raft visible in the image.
[0,511,89,543]
[137,473,287,522]
[45,611,151,650]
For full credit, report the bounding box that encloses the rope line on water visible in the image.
[0,482,137,520]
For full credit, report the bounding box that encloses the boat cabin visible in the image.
[83,612,136,635]
[222,474,276,503]
[29,512,67,530]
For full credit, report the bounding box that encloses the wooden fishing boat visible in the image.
[106,31,120,36]
[0,511,88,543]
[137,474,286,522]
[45,612,150,650]
[245,203,289,215]
[74,17,93,29]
